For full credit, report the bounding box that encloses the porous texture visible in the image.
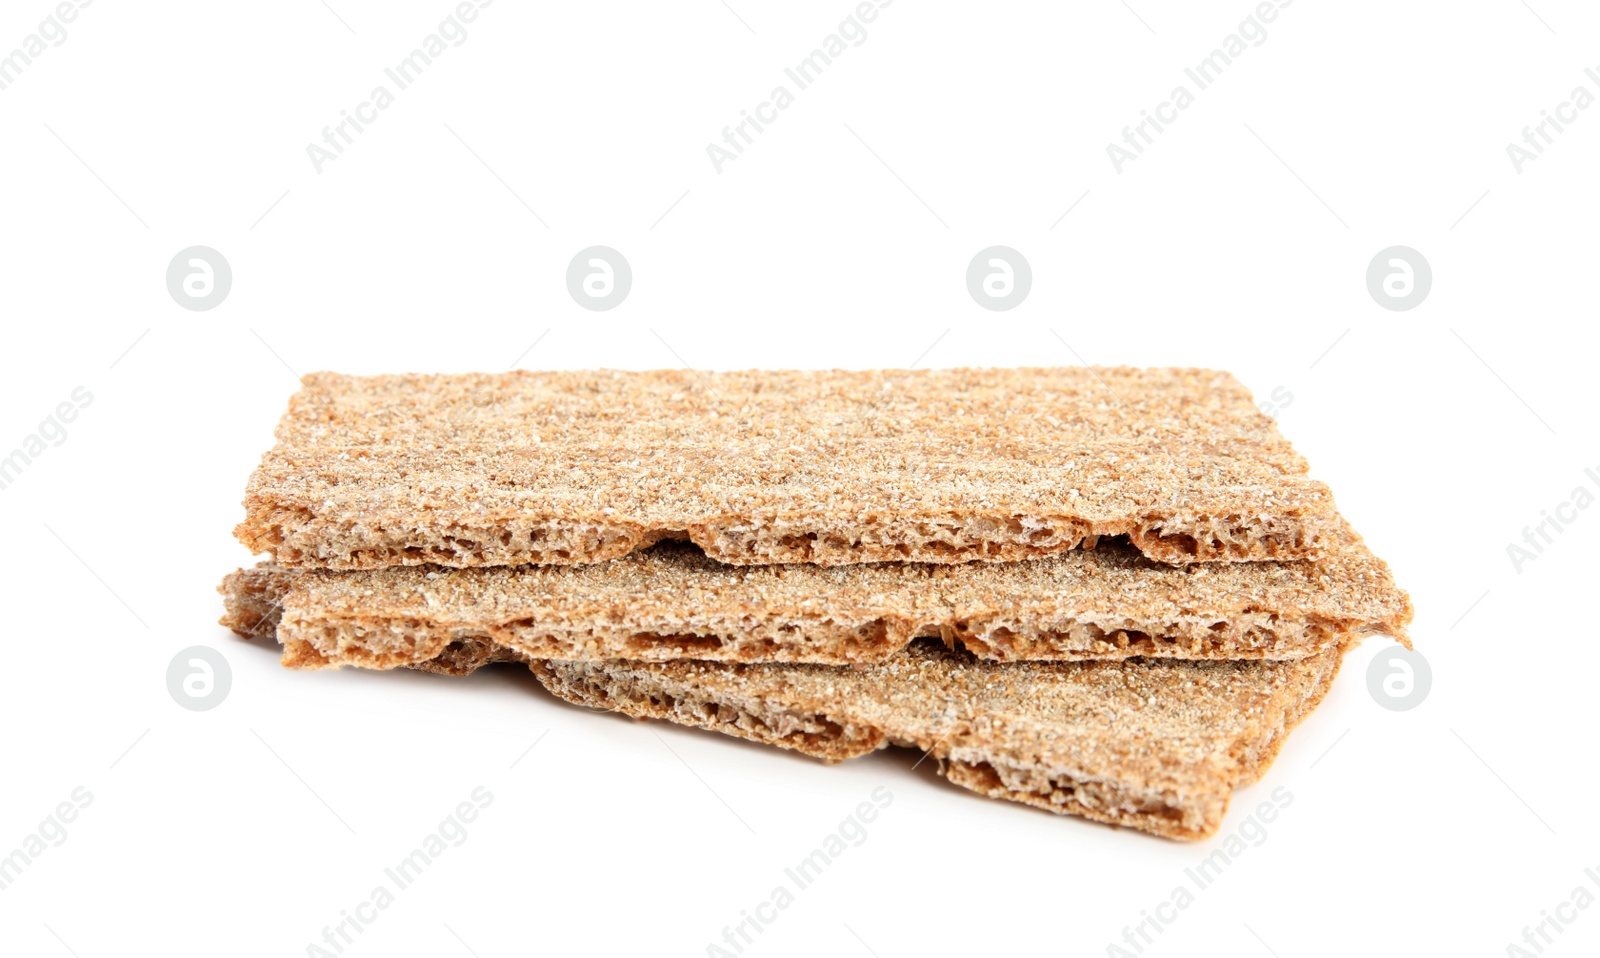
[216,564,298,639]
[235,368,1339,569]
[217,523,1409,668]
[220,570,525,675]
[287,635,524,675]
[532,640,1348,840]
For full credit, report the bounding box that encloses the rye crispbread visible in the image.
[218,519,1408,669]
[219,578,1344,839]
[235,368,1339,570]
[218,566,523,675]
[530,641,1345,840]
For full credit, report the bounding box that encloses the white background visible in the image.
[1,1,1597,955]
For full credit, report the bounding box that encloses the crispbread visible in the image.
[217,522,1409,668]
[531,641,1345,839]
[217,568,522,675]
[235,368,1339,570]
[218,577,1345,839]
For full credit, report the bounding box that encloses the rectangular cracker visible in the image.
[218,523,1409,668]
[235,368,1339,570]
[221,590,1342,841]
[531,641,1345,840]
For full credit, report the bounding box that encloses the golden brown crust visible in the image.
[235,368,1339,569]
[531,641,1348,840]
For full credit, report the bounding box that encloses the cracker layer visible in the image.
[220,522,1407,668]
[223,588,1341,842]
[236,368,1338,569]
[533,640,1345,840]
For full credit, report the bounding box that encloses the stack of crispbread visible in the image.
[220,368,1411,840]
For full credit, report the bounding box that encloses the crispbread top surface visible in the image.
[557,641,1340,798]
[238,367,1336,567]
